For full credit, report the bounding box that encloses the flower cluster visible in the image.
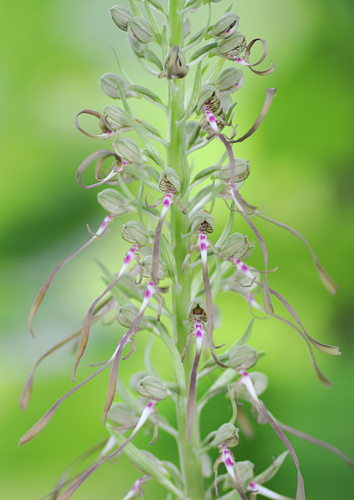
[20,2,352,500]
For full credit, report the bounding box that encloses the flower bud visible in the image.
[212,12,240,39]
[198,85,221,114]
[212,423,239,448]
[130,371,150,391]
[128,17,154,44]
[216,31,246,60]
[187,298,207,322]
[137,375,168,400]
[121,220,149,246]
[219,233,249,259]
[159,167,181,193]
[191,210,214,234]
[118,304,148,329]
[107,403,139,426]
[215,67,244,94]
[97,189,133,216]
[109,5,133,31]
[218,159,250,182]
[141,255,167,281]
[102,105,131,131]
[99,73,135,99]
[160,47,189,79]
[229,345,258,370]
[112,137,142,164]
[237,372,268,400]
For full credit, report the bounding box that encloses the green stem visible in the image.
[167,1,204,499]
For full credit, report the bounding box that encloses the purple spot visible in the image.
[249,482,255,489]
[163,198,171,208]
[242,370,248,377]
[196,329,203,339]
[241,264,248,272]
[124,253,132,264]
[200,242,207,251]
[147,401,153,408]
[145,289,152,300]
[131,484,137,492]
[225,457,233,467]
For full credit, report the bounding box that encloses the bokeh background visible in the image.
[1,0,354,498]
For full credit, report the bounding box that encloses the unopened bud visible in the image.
[220,233,249,259]
[159,167,181,193]
[212,423,239,448]
[109,5,133,31]
[216,31,246,60]
[212,12,240,39]
[130,371,150,391]
[229,345,258,370]
[137,375,168,400]
[121,221,149,246]
[198,85,221,114]
[160,46,189,79]
[97,189,133,216]
[128,17,154,44]
[187,298,207,322]
[141,255,167,281]
[108,403,139,426]
[218,159,250,182]
[113,137,142,164]
[191,210,214,234]
[237,372,268,400]
[99,73,135,99]
[118,304,148,329]
[102,105,131,131]
[215,67,244,94]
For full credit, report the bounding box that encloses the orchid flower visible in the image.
[28,214,115,336]
[182,298,208,440]
[183,210,227,368]
[247,482,293,500]
[122,475,150,500]
[148,167,186,285]
[212,424,248,500]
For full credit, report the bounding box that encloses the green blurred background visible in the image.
[1,0,354,498]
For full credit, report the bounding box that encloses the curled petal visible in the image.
[230,87,276,144]
[74,109,115,139]
[272,313,332,387]
[268,287,340,356]
[28,237,95,337]
[258,214,338,295]
[76,149,123,189]
[19,355,115,446]
[237,38,275,76]
[277,421,354,469]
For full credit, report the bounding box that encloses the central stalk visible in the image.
[167,1,204,498]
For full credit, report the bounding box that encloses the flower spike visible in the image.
[28,214,115,337]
